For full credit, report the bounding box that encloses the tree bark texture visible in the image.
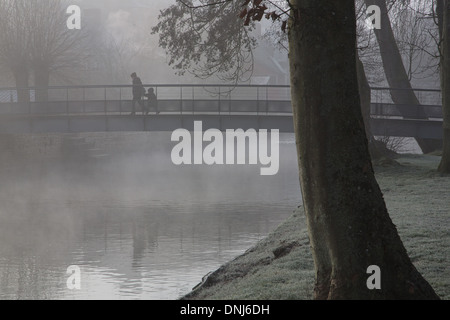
[288,0,440,299]
[439,0,450,173]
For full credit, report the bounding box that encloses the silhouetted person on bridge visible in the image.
[131,72,145,115]
[144,88,158,115]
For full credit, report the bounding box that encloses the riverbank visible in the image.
[181,154,450,300]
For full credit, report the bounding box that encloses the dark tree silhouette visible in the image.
[436,0,450,173]
[153,0,440,299]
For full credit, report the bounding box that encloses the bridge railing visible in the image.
[0,84,293,116]
[371,87,441,105]
[370,87,442,119]
[0,84,442,118]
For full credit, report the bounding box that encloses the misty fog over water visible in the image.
[0,132,301,299]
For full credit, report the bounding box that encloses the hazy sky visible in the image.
[74,0,175,12]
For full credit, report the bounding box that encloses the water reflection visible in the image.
[0,132,301,299]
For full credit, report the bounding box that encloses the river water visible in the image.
[0,132,301,300]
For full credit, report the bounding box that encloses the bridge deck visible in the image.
[0,111,443,140]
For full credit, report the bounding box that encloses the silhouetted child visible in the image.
[144,88,158,115]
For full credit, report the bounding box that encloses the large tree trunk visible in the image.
[12,65,30,103]
[288,0,440,299]
[439,0,450,173]
[364,0,442,154]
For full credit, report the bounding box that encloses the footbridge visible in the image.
[0,84,443,140]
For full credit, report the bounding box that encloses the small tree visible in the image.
[0,1,32,102]
[0,0,89,102]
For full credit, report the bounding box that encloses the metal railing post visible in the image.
[156,86,158,114]
[257,86,259,115]
[229,87,231,115]
[9,91,13,114]
[104,87,107,115]
[416,89,420,118]
[119,87,122,115]
[218,86,221,115]
[28,88,31,115]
